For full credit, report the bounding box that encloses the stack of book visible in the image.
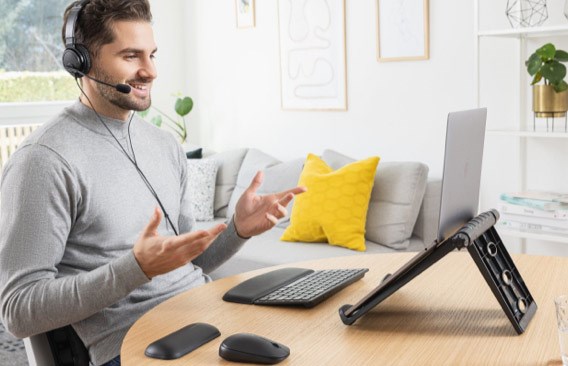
[499,191,568,236]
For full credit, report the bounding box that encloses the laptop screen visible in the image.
[436,108,487,243]
[341,108,488,322]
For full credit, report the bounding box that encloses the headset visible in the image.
[61,0,180,236]
[62,0,131,93]
[62,0,92,78]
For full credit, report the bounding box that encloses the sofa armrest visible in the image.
[412,178,441,247]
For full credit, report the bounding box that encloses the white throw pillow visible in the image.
[187,159,219,221]
[206,148,248,218]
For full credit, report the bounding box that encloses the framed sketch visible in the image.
[278,0,347,111]
[235,0,255,28]
[377,0,429,62]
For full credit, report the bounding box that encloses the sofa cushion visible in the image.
[227,149,304,229]
[322,150,428,249]
[281,154,379,251]
[197,218,425,279]
[206,148,248,217]
[187,159,219,221]
[256,158,305,228]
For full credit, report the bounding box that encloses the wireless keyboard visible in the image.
[223,267,369,308]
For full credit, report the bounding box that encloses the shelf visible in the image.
[496,225,568,244]
[477,24,568,38]
[487,129,568,138]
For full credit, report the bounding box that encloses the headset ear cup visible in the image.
[62,44,91,78]
[75,44,91,74]
[62,47,83,78]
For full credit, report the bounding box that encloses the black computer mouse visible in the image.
[219,333,290,364]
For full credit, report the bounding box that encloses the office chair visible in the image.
[24,326,89,366]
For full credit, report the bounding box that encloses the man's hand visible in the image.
[234,171,307,238]
[133,208,227,278]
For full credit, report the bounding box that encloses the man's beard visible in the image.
[91,67,152,112]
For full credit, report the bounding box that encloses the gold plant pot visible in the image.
[532,85,568,118]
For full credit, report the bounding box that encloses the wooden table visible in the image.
[121,252,568,365]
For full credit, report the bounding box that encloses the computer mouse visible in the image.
[219,333,290,364]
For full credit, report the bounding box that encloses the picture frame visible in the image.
[235,0,255,29]
[278,0,347,111]
[377,0,429,62]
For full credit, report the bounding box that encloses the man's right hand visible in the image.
[133,208,227,278]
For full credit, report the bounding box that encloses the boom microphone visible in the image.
[71,69,131,94]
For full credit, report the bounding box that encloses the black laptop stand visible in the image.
[339,210,537,334]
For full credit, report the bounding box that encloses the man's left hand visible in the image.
[234,171,307,238]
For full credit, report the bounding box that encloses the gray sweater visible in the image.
[0,101,247,365]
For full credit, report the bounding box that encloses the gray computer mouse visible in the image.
[219,333,290,364]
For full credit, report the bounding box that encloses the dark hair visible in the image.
[62,0,152,58]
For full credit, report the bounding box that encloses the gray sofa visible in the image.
[189,148,441,279]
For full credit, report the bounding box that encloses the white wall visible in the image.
[183,0,476,178]
[149,0,188,115]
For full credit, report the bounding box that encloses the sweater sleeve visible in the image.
[175,145,247,274]
[193,216,248,274]
[0,145,150,338]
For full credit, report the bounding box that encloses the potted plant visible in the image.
[139,95,193,143]
[525,43,568,117]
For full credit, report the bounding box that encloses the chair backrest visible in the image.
[0,124,40,171]
[24,326,89,366]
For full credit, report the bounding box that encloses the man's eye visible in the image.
[125,55,137,59]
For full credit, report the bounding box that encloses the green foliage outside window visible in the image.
[0,0,75,103]
[0,71,77,102]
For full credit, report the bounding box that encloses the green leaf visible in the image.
[175,97,193,117]
[530,72,542,85]
[536,43,556,60]
[554,80,568,93]
[541,61,566,84]
[151,115,163,127]
[526,53,543,76]
[138,109,150,118]
[556,50,568,62]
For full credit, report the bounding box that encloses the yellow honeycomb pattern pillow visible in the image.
[281,153,380,251]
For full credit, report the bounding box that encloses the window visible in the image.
[0,0,77,103]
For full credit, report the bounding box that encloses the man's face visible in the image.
[90,21,157,113]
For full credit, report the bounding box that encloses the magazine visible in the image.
[499,202,568,219]
[500,193,568,211]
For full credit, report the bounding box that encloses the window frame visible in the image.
[0,100,74,127]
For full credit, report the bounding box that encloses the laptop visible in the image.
[339,107,490,323]
[436,108,487,243]
[223,108,487,309]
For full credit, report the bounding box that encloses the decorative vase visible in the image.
[506,0,548,28]
[532,85,568,118]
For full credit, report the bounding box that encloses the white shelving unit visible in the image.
[474,2,568,249]
[496,225,568,244]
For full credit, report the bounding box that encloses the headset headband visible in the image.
[65,0,90,48]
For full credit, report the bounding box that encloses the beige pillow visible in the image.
[205,148,248,218]
[226,149,304,228]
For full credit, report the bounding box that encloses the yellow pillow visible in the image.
[281,153,380,251]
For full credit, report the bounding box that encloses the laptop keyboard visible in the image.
[254,268,368,308]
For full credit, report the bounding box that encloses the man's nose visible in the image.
[139,56,157,80]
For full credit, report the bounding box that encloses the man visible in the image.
[0,1,305,365]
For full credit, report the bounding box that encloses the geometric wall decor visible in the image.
[506,0,548,28]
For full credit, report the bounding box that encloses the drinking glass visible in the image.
[555,295,568,366]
